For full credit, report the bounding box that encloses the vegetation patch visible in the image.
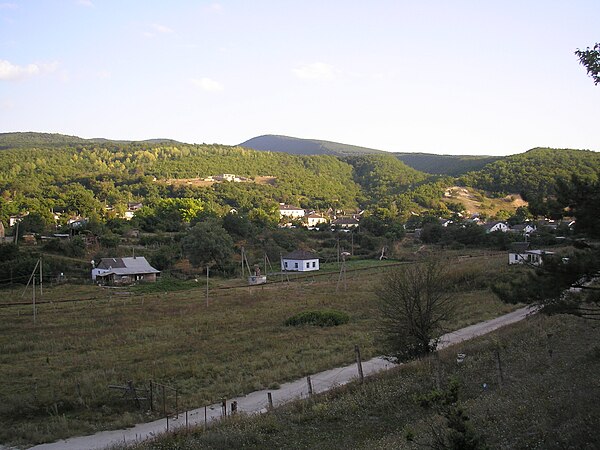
[284,310,350,327]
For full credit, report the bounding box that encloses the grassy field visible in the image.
[0,253,517,447]
[122,312,600,450]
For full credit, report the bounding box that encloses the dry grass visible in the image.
[0,255,517,447]
[123,313,600,450]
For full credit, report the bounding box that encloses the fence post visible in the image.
[162,385,166,416]
[307,376,313,396]
[494,349,504,386]
[175,389,178,419]
[221,398,227,417]
[355,345,364,383]
[267,392,273,409]
[149,380,153,412]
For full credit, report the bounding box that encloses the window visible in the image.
[312,262,316,268]
[294,262,298,268]
[306,262,310,268]
[284,262,288,268]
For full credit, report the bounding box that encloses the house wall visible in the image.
[281,258,319,271]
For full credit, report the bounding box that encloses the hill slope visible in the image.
[239,135,386,156]
[0,132,180,149]
[461,147,600,197]
[240,135,501,176]
[395,152,501,176]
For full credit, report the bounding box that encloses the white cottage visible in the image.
[509,249,554,266]
[281,250,319,272]
[278,204,305,219]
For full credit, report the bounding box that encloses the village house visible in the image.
[483,221,509,233]
[281,250,319,272]
[278,204,305,219]
[509,223,536,235]
[508,242,554,266]
[9,212,29,227]
[306,213,327,229]
[123,202,143,220]
[92,256,160,285]
[332,216,360,230]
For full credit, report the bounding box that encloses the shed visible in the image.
[281,250,319,272]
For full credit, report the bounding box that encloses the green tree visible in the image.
[575,43,600,85]
[182,219,234,268]
[492,247,600,320]
[377,260,455,362]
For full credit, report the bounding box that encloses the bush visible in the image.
[285,310,350,327]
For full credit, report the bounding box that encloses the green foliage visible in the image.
[575,43,600,85]
[181,219,234,268]
[396,152,501,176]
[284,310,350,327]
[460,148,600,211]
[492,247,600,319]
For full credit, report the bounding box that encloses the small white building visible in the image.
[306,213,327,228]
[509,249,554,266]
[279,204,305,219]
[483,221,509,233]
[281,250,319,272]
[332,217,360,229]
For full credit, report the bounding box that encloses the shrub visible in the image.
[284,310,350,327]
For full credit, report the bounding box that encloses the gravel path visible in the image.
[27,305,535,450]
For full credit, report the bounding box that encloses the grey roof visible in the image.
[282,250,318,260]
[96,256,160,275]
[510,242,530,253]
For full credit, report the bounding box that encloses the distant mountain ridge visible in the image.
[239,135,387,156]
[240,134,499,176]
[0,132,180,149]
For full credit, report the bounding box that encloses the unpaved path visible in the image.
[27,305,535,450]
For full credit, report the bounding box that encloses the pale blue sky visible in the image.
[1,1,599,155]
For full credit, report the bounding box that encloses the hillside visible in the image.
[239,135,387,156]
[240,135,503,176]
[0,132,180,149]
[461,147,600,198]
[395,152,501,176]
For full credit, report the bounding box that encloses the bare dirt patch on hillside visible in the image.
[443,186,527,216]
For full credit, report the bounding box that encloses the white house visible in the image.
[306,213,327,228]
[279,204,305,219]
[123,202,143,220]
[483,221,509,233]
[509,248,554,266]
[281,250,319,272]
[510,223,536,235]
[92,256,160,284]
[332,217,360,229]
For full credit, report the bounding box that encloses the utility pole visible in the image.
[206,266,209,307]
[32,274,36,325]
[39,257,43,297]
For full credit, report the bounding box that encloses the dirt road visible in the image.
[26,305,535,450]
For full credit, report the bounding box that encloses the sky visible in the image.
[1,1,599,156]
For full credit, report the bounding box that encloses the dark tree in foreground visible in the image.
[575,43,600,85]
[377,260,455,362]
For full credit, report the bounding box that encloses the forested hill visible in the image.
[395,152,501,176]
[240,134,502,176]
[0,132,180,149]
[461,147,600,199]
[0,133,439,227]
[239,135,387,156]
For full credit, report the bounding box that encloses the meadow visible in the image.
[0,253,516,447]
[123,312,600,450]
